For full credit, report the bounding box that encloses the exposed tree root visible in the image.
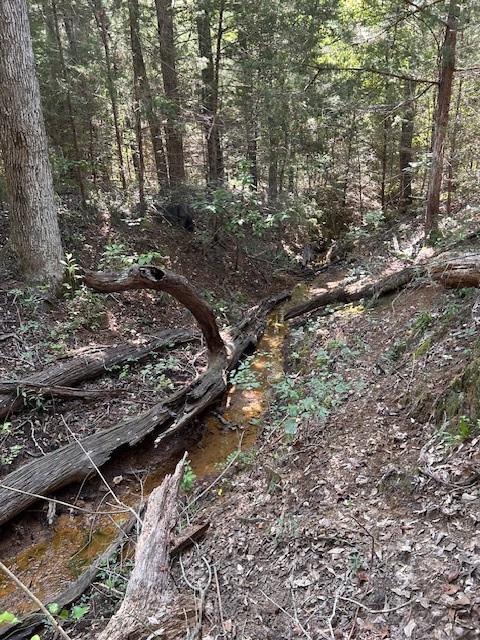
[0,327,196,420]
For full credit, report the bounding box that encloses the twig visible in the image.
[259,590,323,640]
[0,482,128,516]
[214,565,226,636]
[349,514,378,571]
[180,555,213,640]
[339,595,413,614]
[0,560,73,640]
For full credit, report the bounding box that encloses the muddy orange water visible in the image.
[0,312,287,615]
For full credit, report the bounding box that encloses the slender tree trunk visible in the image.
[446,77,463,216]
[131,105,146,211]
[128,0,168,189]
[380,111,389,210]
[425,0,459,240]
[342,117,355,207]
[268,122,278,204]
[0,0,64,284]
[62,12,98,187]
[91,0,127,191]
[238,29,258,188]
[399,79,415,213]
[196,0,223,185]
[154,0,186,187]
[51,0,87,205]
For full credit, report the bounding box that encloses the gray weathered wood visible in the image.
[0,328,195,420]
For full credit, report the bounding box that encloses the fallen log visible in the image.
[83,265,226,364]
[0,382,125,401]
[0,266,288,527]
[284,265,425,320]
[429,252,480,288]
[0,327,196,420]
[96,457,196,640]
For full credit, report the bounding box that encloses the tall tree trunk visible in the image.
[91,0,127,191]
[154,0,186,187]
[424,0,459,240]
[446,77,463,216]
[131,104,146,211]
[267,122,278,204]
[237,28,258,188]
[0,0,64,284]
[128,0,168,189]
[51,0,87,205]
[196,0,223,185]
[399,79,415,213]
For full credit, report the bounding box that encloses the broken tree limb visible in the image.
[0,287,288,528]
[0,327,196,420]
[284,266,425,320]
[96,456,196,640]
[84,265,227,363]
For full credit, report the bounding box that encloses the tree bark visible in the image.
[424,0,459,240]
[96,456,196,640]
[446,78,463,216]
[0,327,195,420]
[429,253,480,288]
[196,1,223,185]
[91,0,127,191]
[0,0,64,285]
[399,79,415,213]
[154,0,186,187]
[128,0,168,189]
[284,266,424,320]
[51,0,88,205]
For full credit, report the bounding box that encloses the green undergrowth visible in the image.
[266,318,365,439]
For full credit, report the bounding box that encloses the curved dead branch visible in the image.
[84,266,227,363]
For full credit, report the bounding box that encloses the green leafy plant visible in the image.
[1,444,23,466]
[61,252,80,296]
[0,421,12,435]
[230,356,260,390]
[47,602,89,622]
[181,461,197,493]
[0,611,19,625]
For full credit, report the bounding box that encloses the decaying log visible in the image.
[284,266,424,320]
[97,456,197,640]
[429,252,480,288]
[0,382,124,401]
[0,274,288,527]
[0,328,196,420]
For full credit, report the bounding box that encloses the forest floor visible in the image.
[1,202,480,639]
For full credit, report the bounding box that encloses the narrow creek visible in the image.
[0,274,337,618]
